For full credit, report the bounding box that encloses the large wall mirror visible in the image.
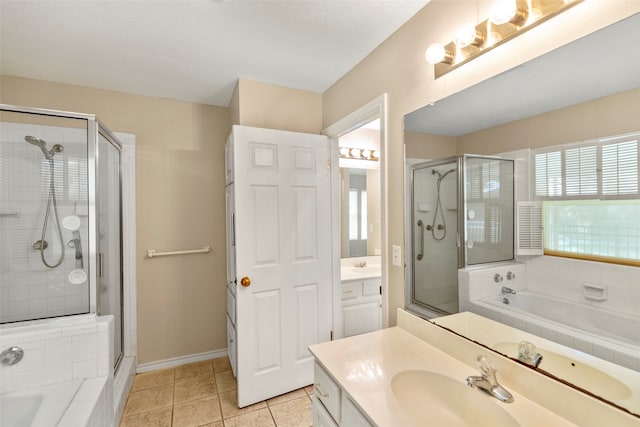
[404,12,640,417]
[339,121,381,259]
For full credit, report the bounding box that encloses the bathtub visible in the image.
[470,290,640,372]
[0,377,113,427]
[485,291,640,345]
[0,314,119,426]
[1,379,81,427]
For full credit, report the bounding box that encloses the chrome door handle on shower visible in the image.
[417,220,424,260]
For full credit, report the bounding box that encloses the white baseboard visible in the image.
[136,349,228,373]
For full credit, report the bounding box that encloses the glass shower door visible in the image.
[97,130,123,370]
[410,159,459,315]
[463,156,515,265]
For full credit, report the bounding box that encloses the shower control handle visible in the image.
[494,273,503,283]
[240,276,251,287]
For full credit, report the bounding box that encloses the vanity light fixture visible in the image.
[339,146,379,161]
[425,0,584,78]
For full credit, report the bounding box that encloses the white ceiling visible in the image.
[0,0,430,107]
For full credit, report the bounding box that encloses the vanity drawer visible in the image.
[362,280,380,297]
[311,395,339,427]
[341,282,362,300]
[314,362,341,423]
[341,394,374,427]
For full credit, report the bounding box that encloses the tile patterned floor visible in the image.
[119,357,314,427]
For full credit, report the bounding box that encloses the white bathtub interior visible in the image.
[1,379,82,427]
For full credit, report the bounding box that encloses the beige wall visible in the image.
[322,1,640,326]
[457,87,640,154]
[234,79,322,134]
[405,131,456,160]
[0,75,230,364]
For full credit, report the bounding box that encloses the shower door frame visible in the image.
[405,154,515,319]
[0,104,126,370]
[96,120,125,372]
[406,156,461,319]
[1,104,100,315]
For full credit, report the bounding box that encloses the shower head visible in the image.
[24,136,63,159]
[25,135,46,148]
[432,168,457,180]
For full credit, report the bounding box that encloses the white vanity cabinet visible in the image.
[340,278,381,338]
[312,362,373,427]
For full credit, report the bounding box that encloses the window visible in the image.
[533,132,640,265]
[348,189,367,241]
[544,200,640,262]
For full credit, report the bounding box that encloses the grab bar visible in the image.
[417,220,424,260]
[147,246,211,258]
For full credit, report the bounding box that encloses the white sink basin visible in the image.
[493,342,632,401]
[391,370,519,426]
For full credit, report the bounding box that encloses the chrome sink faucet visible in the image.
[466,355,514,403]
[518,341,544,368]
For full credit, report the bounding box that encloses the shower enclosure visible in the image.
[0,105,125,371]
[406,155,514,318]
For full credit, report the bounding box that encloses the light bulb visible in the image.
[490,0,516,25]
[350,148,361,158]
[373,150,380,159]
[362,149,371,159]
[454,22,478,48]
[339,147,349,156]
[425,43,446,64]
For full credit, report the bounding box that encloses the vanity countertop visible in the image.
[309,325,576,427]
[340,266,381,281]
[340,256,381,281]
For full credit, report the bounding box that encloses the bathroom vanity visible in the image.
[309,309,640,427]
[340,260,382,338]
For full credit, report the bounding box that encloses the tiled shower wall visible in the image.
[0,122,90,322]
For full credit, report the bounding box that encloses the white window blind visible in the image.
[565,145,597,196]
[601,139,638,197]
[534,150,562,197]
[360,191,368,239]
[348,190,358,240]
[533,132,640,200]
[516,201,543,255]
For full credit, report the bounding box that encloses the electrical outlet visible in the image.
[392,245,401,267]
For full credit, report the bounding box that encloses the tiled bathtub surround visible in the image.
[120,357,314,427]
[459,258,640,371]
[0,314,115,426]
[0,314,113,394]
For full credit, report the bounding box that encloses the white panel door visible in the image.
[232,125,333,407]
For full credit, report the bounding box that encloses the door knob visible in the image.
[240,276,251,287]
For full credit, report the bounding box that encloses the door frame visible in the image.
[323,94,389,335]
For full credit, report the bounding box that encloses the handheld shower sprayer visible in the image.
[24,136,66,268]
[428,168,456,240]
[25,136,64,160]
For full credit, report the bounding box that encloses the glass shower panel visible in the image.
[411,160,459,315]
[463,156,514,265]
[97,130,123,369]
[0,110,90,323]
